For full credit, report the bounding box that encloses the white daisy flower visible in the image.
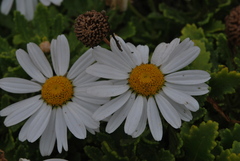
[0,34,109,156]
[0,0,63,20]
[86,36,211,141]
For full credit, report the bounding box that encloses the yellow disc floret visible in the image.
[128,64,165,96]
[41,76,74,107]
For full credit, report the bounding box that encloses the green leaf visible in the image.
[189,40,212,71]
[101,141,129,161]
[216,149,240,161]
[32,4,51,37]
[209,66,240,99]
[181,120,219,161]
[0,36,12,52]
[118,22,136,39]
[157,149,175,161]
[50,14,65,38]
[204,20,225,34]
[13,11,33,43]
[231,141,240,154]
[84,146,104,161]
[168,128,183,156]
[219,123,240,149]
[180,24,205,41]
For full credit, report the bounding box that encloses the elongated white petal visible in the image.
[87,84,129,97]
[110,36,136,68]
[27,104,51,142]
[67,49,94,79]
[126,43,142,66]
[106,93,135,133]
[161,46,200,74]
[137,45,149,64]
[63,102,86,139]
[86,63,129,80]
[0,77,41,93]
[147,97,163,141]
[165,70,210,85]
[50,0,63,6]
[56,108,68,153]
[51,35,70,76]
[40,0,51,6]
[151,38,180,66]
[162,86,199,112]
[74,94,110,105]
[171,102,192,121]
[72,97,100,113]
[0,95,41,116]
[16,49,46,83]
[131,97,147,137]
[93,91,131,121]
[18,114,36,141]
[155,93,181,128]
[27,43,53,78]
[124,95,144,135]
[1,0,14,15]
[165,82,209,96]
[73,72,99,86]
[66,102,99,129]
[40,108,56,156]
[93,46,131,72]
[24,0,36,20]
[3,97,43,127]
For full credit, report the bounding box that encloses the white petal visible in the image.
[51,35,70,76]
[27,43,53,78]
[16,0,26,18]
[63,102,86,139]
[147,97,163,141]
[155,93,181,128]
[126,43,142,66]
[93,46,131,72]
[67,49,94,79]
[131,97,147,137]
[137,45,149,64]
[72,97,100,113]
[73,71,99,86]
[110,36,136,68]
[161,46,200,74]
[16,49,46,83]
[0,77,41,93]
[106,93,135,133]
[93,91,131,121]
[74,95,110,105]
[0,95,41,116]
[40,0,51,6]
[3,97,43,127]
[24,0,36,20]
[165,82,209,96]
[1,0,14,15]
[87,84,129,97]
[165,70,210,85]
[27,104,51,142]
[86,63,129,80]
[18,114,36,141]
[151,38,180,66]
[55,108,68,153]
[65,102,99,129]
[124,95,144,135]
[162,86,199,112]
[40,108,56,156]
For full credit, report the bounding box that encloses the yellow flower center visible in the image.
[128,64,165,96]
[41,76,74,107]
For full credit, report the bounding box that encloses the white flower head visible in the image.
[0,34,109,156]
[86,36,210,141]
[0,0,63,20]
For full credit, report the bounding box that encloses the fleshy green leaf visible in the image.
[180,24,205,41]
[189,40,212,71]
[209,66,240,99]
[219,123,240,149]
[181,120,219,161]
[84,146,104,161]
[118,22,136,39]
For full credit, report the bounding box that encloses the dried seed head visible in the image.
[74,10,110,47]
[225,6,240,46]
[39,41,51,53]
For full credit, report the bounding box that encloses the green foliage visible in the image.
[209,66,240,99]
[180,120,219,161]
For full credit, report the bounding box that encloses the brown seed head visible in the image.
[225,6,240,46]
[74,10,110,47]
